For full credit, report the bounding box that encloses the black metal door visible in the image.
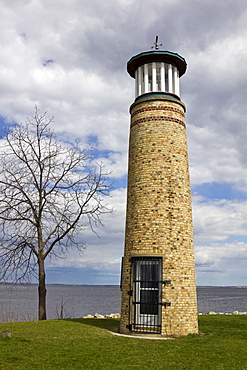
[132,257,162,333]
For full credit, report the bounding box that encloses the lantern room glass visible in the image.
[135,62,180,98]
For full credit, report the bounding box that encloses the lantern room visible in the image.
[127,50,187,99]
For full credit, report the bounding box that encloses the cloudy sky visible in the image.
[0,0,246,286]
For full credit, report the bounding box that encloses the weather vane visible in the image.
[151,35,162,50]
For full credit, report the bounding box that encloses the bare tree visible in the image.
[0,108,113,320]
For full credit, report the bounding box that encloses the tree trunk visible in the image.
[38,256,47,320]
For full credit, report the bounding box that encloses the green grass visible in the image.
[0,316,246,369]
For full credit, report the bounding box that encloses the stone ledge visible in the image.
[83,313,120,319]
[199,311,247,315]
[111,332,174,340]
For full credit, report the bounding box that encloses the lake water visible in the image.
[0,284,246,322]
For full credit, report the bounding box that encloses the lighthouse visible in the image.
[120,38,198,337]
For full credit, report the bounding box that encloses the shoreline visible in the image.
[1,282,247,288]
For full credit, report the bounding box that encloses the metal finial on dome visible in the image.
[151,35,162,50]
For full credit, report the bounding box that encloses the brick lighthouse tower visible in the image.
[120,38,198,337]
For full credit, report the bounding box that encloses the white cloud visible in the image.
[188,124,247,191]
[47,187,126,267]
[193,196,247,242]
[195,241,247,286]
[184,29,247,192]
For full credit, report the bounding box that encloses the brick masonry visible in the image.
[120,95,198,337]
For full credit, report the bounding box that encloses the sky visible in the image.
[0,0,246,286]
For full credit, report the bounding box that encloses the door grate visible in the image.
[131,257,162,334]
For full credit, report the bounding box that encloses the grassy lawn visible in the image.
[0,316,246,369]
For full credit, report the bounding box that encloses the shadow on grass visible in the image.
[65,318,120,332]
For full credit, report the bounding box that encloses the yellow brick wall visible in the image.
[120,95,198,336]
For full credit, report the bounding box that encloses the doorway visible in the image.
[132,257,162,333]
